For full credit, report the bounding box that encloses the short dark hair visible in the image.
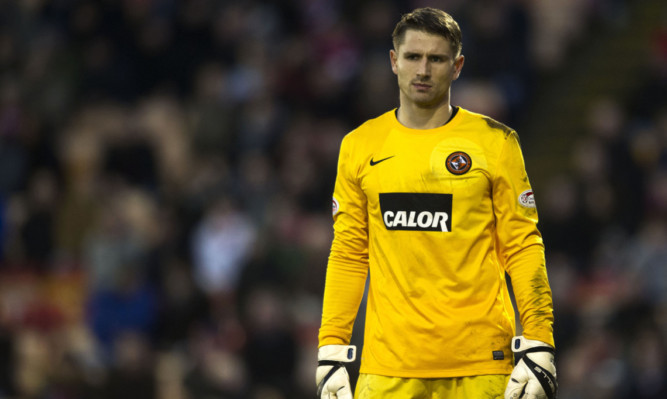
[392,7,462,57]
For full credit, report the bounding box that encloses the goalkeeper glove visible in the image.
[316,345,356,399]
[504,336,558,399]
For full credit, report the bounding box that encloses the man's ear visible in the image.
[390,49,398,75]
[453,55,465,80]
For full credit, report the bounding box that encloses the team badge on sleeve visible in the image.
[332,197,340,215]
[518,189,536,208]
[446,151,472,175]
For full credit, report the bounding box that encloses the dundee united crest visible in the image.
[446,151,472,175]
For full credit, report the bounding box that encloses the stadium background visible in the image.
[0,0,665,398]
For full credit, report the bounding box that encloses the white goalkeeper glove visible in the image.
[504,336,558,399]
[316,345,356,399]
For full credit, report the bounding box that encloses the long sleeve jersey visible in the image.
[319,107,554,378]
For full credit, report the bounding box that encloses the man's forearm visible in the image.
[319,258,369,346]
[506,245,555,346]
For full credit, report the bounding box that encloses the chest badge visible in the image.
[446,151,472,175]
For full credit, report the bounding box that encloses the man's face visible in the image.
[390,29,464,108]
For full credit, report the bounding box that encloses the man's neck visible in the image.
[396,101,453,129]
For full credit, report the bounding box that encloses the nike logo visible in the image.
[370,156,395,166]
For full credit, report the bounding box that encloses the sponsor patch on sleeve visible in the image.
[332,196,340,216]
[518,189,536,208]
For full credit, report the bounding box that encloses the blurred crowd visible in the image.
[0,0,665,398]
[542,28,667,399]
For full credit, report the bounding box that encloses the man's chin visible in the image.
[412,98,441,108]
[408,91,445,107]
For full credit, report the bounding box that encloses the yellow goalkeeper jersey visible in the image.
[319,107,554,378]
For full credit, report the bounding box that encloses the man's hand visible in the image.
[316,345,356,399]
[504,336,557,399]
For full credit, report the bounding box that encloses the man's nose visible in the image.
[417,59,430,77]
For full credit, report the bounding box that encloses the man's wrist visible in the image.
[318,345,356,362]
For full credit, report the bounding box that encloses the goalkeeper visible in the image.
[317,7,557,399]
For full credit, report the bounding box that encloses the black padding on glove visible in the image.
[517,347,557,399]
[317,361,345,396]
